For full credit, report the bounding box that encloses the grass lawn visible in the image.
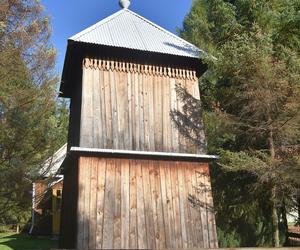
[0,233,58,250]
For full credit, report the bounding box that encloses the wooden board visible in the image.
[88,159,98,249]
[142,161,156,249]
[96,158,106,249]
[102,159,115,249]
[80,58,205,154]
[121,159,130,249]
[76,157,217,249]
[83,158,91,248]
[136,160,148,249]
[129,160,138,249]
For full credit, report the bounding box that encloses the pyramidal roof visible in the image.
[69,9,202,59]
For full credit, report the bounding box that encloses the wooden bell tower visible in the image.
[59,2,218,249]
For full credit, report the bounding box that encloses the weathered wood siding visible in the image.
[80,58,205,154]
[77,156,218,249]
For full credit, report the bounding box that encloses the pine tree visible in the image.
[0,0,68,228]
[180,0,300,246]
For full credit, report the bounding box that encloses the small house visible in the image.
[30,144,66,235]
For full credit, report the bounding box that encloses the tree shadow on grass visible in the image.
[0,234,58,250]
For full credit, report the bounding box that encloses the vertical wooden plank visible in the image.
[149,161,161,248]
[104,65,113,148]
[184,163,197,248]
[110,66,119,149]
[127,72,133,150]
[195,163,209,248]
[79,64,86,148]
[192,75,201,100]
[76,157,85,249]
[162,75,171,152]
[189,163,204,248]
[164,162,176,248]
[159,162,171,248]
[154,161,166,249]
[185,76,202,154]
[83,157,91,249]
[96,158,107,249]
[138,69,145,151]
[88,65,94,148]
[102,159,115,249]
[142,161,156,249]
[143,71,150,151]
[170,78,179,153]
[148,74,155,151]
[153,73,163,151]
[202,164,218,248]
[114,159,122,249]
[186,77,196,154]
[170,163,183,248]
[89,158,98,249]
[131,71,136,149]
[136,160,148,249]
[176,74,185,153]
[177,164,189,248]
[133,72,140,150]
[129,160,137,248]
[121,159,130,249]
[93,65,102,148]
[80,63,94,147]
[118,70,128,150]
[99,68,107,148]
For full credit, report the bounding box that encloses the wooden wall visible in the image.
[77,156,218,249]
[32,180,52,235]
[80,58,206,154]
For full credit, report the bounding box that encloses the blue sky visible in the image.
[40,0,193,75]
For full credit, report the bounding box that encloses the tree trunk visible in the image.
[297,196,300,226]
[281,201,289,246]
[271,187,280,247]
[269,126,280,247]
[268,127,275,159]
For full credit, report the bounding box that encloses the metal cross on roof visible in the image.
[119,0,131,9]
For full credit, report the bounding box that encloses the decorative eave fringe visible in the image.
[83,58,198,81]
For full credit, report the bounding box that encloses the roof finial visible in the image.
[119,0,130,9]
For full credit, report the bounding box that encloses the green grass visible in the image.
[0,233,58,250]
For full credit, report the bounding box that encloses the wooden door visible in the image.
[52,188,62,235]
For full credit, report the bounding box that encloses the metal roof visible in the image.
[39,144,67,177]
[69,9,202,59]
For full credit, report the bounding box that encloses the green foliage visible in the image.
[0,0,68,227]
[210,162,275,247]
[216,228,241,247]
[181,0,300,247]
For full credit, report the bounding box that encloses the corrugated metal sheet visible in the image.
[70,9,202,58]
[39,144,67,177]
